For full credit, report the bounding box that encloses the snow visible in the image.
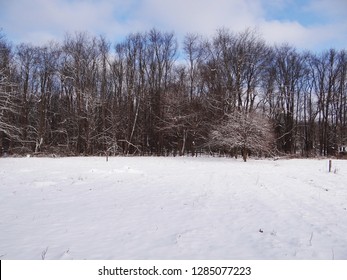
[0,156,347,260]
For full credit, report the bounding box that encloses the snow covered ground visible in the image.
[0,156,347,260]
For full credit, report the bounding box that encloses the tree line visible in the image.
[0,28,346,157]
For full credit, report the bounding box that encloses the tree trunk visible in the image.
[242,148,248,162]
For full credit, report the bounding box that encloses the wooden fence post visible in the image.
[329,160,332,173]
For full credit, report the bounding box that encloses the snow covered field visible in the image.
[0,156,347,260]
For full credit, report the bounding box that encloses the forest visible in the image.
[0,28,346,158]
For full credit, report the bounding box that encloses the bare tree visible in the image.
[1,27,347,158]
[62,32,101,154]
[272,45,306,154]
[0,32,21,155]
[31,42,61,152]
[144,29,177,155]
[311,49,342,155]
[183,33,206,100]
[15,43,39,149]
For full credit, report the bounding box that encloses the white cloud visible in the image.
[0,0,346,51]
[137,0,264,38]
[1,0,130,44]
[260,20,307,46]
[255,0,347,50]
[305,0,347,18]
[259,20,329,50]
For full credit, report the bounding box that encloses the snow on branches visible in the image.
[210,111,275,161]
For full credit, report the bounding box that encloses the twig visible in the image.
[41,247,49,260]
[309,232,313,246]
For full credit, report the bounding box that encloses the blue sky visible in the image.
[0,0,346,51]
